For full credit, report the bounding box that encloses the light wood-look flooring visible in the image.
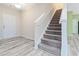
[68,34,79,56]
[0,37,54,56]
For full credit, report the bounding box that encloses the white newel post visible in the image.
[60,4,68,56]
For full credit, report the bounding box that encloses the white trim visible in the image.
[0,34,33,41]
[60,4,68,56]
[0,35,21,40]
[21,35,33,40]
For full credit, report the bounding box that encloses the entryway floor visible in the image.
[0,37,54,56]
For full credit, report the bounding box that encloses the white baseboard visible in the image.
[0,35,21,40]
[21,35,33,40]
[0,34,34,41]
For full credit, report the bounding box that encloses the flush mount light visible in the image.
[14,4,22,9]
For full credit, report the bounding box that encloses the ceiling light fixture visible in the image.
[14,4,22,9]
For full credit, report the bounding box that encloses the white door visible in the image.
[2,14,17,39]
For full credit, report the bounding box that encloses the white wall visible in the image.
[51,3,63,11]
[67,3,79,14]
[0,4,22,39]
[21,3,53,40]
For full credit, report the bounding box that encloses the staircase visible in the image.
[38,9,62,56]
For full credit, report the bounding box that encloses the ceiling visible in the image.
[67,3,79,14]
[4,3,26,10]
